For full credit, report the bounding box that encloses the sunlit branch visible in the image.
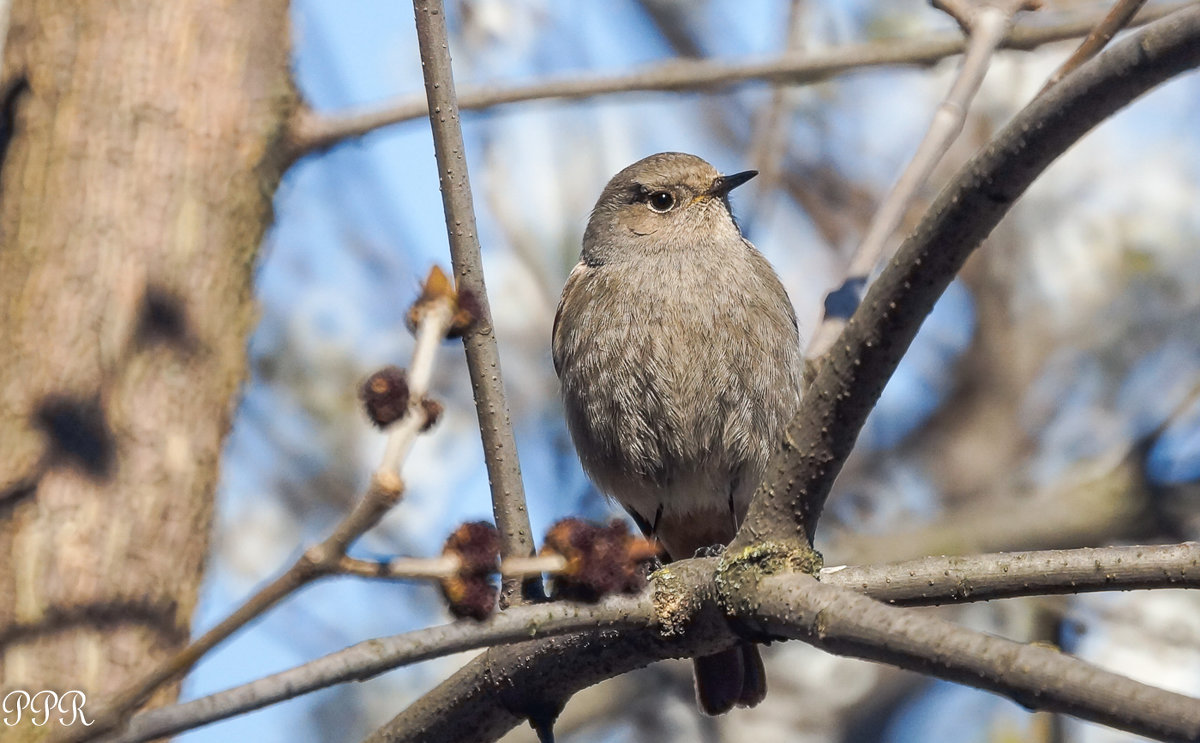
[284,3,1186,160]
[411,0,538,607]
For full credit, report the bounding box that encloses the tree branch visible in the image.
[355,9,1200,736]
[746,0,808,224]
[1041,0,1149,92]
[284,2,1187,159]
[745,573,1200,742]
[822,542,1200,605]
[412,0,537,604]
[100,541,1200,741]
[361,540,1200,742]
[75,284,456,742]
[108,595,656,743]
[731,3,1200,552]
[806,0,1035,358]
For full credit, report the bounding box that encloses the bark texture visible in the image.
[0,1,294,735]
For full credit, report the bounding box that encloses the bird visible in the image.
[552,152,803,715]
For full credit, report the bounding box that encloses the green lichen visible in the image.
[714,541,823,613]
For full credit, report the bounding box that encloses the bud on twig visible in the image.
[360,366,410,427]
[419,398,444,431]
[406,265,480,338]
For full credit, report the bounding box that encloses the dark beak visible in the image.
[709,170,758,197]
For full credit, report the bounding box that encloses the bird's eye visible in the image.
[647,191,675,213]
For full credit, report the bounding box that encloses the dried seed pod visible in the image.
[406,266,480,338]
[542,518,659,602]
[448,286,482,338]
[419,398,444,431]
[439,521,500,620]
[360,366,409,427]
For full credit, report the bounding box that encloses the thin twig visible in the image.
[110,595,655,743]
[335,554,463,580]
[500,553,569,578]
[330,553,567,581]
[412,0,537,606]
[747,0,808,225]
[1040,0,1149,93]
[284,2,1186,159]
[806,0,1036,360]
[75,290,456,742]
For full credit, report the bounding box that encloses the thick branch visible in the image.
[365,541,1200,741]
[364,558,733,743]
[285,3,1186,157]
[732,4,1200,551]
[412,0,537,601]
[102,542,1200,741]
[746,573,1200,742]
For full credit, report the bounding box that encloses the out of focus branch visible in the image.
[746,0,808,224]
[284,2,1186,159]
[731,4,1200,552]
[828,450,1149,565]
[76,277,456,742]
[412,0,537,605]
[1041,0,1149,92]
[806,0,1037,359]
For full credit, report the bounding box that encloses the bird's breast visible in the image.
[555,252,800,502]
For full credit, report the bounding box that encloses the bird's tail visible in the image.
[693,642,767,715]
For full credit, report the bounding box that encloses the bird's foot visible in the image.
[694,543,727,559]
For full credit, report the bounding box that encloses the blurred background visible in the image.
[181,1,1200,741]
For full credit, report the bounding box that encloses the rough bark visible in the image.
[0,1,295,736]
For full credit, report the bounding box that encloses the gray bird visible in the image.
[552,152,803,715]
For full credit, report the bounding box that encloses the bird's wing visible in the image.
[551,261,590,378]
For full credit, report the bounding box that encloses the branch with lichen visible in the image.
[366,540,1200,743]
[106,541,1200,742]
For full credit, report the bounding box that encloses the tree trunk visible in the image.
[0,1,294,736]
